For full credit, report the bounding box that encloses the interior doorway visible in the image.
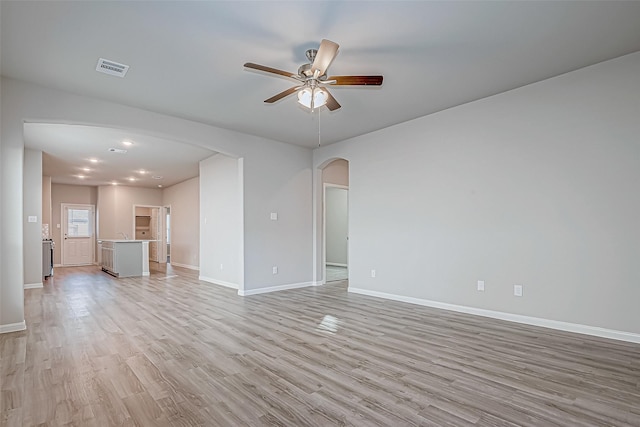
[321,158,349,284]
[324,185,348,282]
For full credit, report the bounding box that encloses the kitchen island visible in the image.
[99,239,150,277]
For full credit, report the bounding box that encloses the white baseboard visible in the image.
[326,262,347,267]
[0,320,26,334]
[238,281,319,296]
[170,262,199,271]
[348,287,640,344]
[199,276,239,290]
[24,282,43,289]
[54,263,63,267]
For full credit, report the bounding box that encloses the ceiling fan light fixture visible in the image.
[297,87,328,110]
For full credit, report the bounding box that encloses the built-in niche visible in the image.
[135,206,151,239]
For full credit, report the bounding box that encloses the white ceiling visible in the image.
[24,123,215,188]
[3,1,640,186]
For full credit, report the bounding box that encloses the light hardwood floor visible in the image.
[1,264,639,426]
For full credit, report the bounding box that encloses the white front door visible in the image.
[62,204,95,266]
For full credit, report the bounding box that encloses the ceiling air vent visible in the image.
[96,58,129,78]
[108,148,127,154]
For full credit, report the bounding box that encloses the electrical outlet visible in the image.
[270,212,278,221]
[220,264,223,270]
[514,284,523,297]
[371,269,376,278]
[477,280,485,291]
[272,266,278,275]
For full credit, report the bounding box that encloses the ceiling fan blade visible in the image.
[324,89,341,111]
[244,62,300,80]
[264,86,301,103]
[311,39,339,76]
[327,75,383,86]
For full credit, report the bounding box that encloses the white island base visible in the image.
[100,240,150,277]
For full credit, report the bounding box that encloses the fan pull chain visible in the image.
[318,108,321,147]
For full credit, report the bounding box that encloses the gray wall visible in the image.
[313,52,640,335]
[241,142,313,291]
[1,76,25,330]
[42,176,52,235]
[163,177,200,269]
[23,149,43,286]
[199,154,242,287]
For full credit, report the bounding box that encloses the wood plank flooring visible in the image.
[1,264,639,426]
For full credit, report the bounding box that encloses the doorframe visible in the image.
[60,203,96,266]
[162,205,171,264]
[323,183,349,284]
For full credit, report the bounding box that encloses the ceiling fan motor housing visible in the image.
[298,63,314,78]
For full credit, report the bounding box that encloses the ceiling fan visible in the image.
[244,39,383,111]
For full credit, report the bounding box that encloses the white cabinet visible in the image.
[100,240,144,277]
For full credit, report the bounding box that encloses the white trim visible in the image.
[238,281,318,296]
[0,321,26,334]
[54,263,63,268]
[237,157,245,293]
[199,276,239,290]
[348,287,640,344]
[326,262,347,267]
[170,262,199,271]
[24,282,43,289]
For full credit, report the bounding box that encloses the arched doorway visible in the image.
[321,159,349,284]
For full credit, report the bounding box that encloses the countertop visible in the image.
[99,239,150,243]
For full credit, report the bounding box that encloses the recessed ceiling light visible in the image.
[138,170,147,175]
[111,181,118,186]
[128,177,136,182]
[77,175,86,179]
[122,140,133,146]
[89,158,99,163]
[82,167,91,172]
[158,185,163,188]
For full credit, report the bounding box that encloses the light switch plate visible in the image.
[28,216,37,223]
[477,280,485,291]
[270,212,278,220]
[514,284,523,297]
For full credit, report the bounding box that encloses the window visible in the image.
[66,208,91,237]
